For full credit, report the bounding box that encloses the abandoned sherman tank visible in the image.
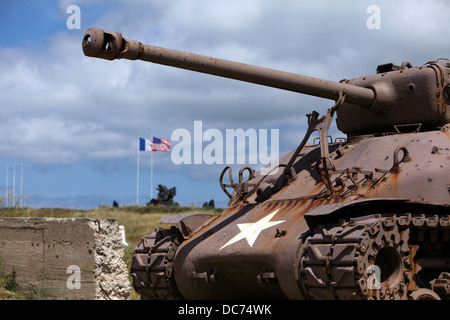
[82,28,450,300]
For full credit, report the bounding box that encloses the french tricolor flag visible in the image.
[139,137,153,152]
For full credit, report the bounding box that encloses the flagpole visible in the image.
[13,163,15,206]
[137,137,140,205]
[6,164,8,208]
[150,133,153,202]
[20,163,23,208]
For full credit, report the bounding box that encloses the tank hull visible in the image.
[170,128,450,299]
[81,27,450,300]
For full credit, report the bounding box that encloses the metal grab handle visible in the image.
[391,146,412,173]
[219,166,234,199]
[220,166,256,200]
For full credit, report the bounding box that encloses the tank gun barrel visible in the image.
[82,28,376,107]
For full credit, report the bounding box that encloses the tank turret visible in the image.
[83,28,450,300]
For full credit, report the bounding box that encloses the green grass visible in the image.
[0,205,222,299]
[0,262,27,300]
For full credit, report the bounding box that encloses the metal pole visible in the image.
[137,137,140,206]
[20,163,23,208]
[13,163,15,206]
[6,164,8,208]
[150,134,153,202]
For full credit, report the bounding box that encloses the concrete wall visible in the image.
[0,217,131,300]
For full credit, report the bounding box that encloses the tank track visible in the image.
[299,213,450,300]
[130,226,183,300]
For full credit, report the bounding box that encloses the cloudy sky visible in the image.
[1,0,449,209]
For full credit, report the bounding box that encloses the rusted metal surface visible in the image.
[337,61,450,136]
[142,116,448,300]
[82,28,376,107]
[84,28,450,299]
[158,213,215,239]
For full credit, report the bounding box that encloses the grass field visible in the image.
[0,205,222,299]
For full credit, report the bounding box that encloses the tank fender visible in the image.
[304,198,449,229]
[159,214,216,239]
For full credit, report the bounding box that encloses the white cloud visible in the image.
[2,0,450,170]
[1,0,448,208]
[0,115,130,164]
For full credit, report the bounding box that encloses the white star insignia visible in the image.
[219,209,285,250]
